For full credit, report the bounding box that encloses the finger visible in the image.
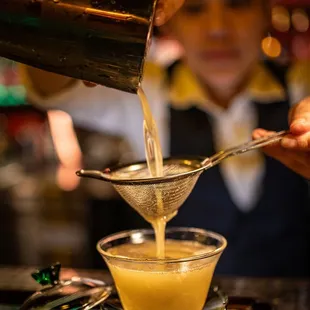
[281,132,310,151]
[285,158,310,179]
[83,81,97,87]
[252,128,284,159]
[252,128,276,139]
[261,143,285,159]
[262,146,309,177]
[277,149,310,167]
[253,128,310,151]
[252,129,282,148]
[253,129,310,177]
[292,151,310,167]
[262,144,310,177]
[154,0,165,26]
[155,0,185,26]
[252,128,266,139]
[283,151,310,179]
[289,98,310,135]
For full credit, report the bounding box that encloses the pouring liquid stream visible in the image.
[138,88,168,259]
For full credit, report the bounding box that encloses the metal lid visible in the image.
[20,263,112,310]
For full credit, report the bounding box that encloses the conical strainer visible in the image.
[77,130,287,220]
[77,158,206,221]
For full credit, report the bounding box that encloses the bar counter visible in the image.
[0,266,309,309]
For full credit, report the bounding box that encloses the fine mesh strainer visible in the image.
[77,130,287,221]
[78,158,205,221]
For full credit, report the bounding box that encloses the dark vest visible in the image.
[167,61,310,277]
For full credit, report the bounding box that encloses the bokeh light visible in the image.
[262,36,282,58]
[292,9,309,32]
[272,5,291,32]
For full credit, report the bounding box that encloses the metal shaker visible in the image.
[0,0,158,93]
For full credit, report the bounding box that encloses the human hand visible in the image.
[83,0,185,87]
[154,0,185,26]
[253,97,310,179]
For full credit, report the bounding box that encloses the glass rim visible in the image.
[97,227,227,265]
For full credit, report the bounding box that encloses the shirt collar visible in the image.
[168,61,286,114]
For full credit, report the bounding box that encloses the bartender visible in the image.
[21,0,310,277]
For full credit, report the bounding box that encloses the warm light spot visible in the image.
[261,36,282,58]
[292,9,309,32]
[272,5,290,32]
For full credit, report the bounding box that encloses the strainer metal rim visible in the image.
[97,227,227,264]
[100,156,209,185]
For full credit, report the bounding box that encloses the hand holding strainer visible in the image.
[77,130,288,221]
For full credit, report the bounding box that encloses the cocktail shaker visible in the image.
[0,0,157,93]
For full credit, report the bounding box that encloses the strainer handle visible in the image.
[205,130,288,168]
[76,169,111,181]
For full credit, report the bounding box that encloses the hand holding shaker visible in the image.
[0,0,158,93]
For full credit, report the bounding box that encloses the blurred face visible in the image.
[165,0,268,93]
